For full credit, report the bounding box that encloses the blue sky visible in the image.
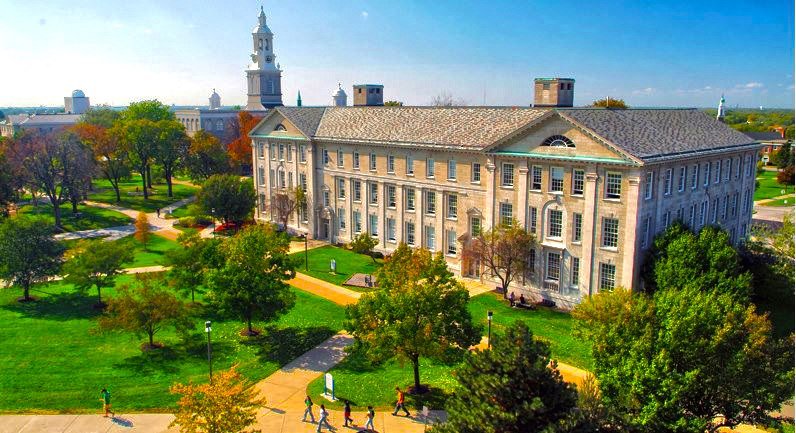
[1,0,793,108]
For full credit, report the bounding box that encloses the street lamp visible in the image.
[205,320,213,383]
[487,311,493,350]
[210,208,215,237]
[301,233,308,271]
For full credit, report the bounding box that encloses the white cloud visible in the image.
[632,87,656,95]
[361,11,369,19]
[736,82,764,89]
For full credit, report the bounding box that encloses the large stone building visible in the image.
[0,113,82,137]
[176,90,241,145]
[249,97,758,308]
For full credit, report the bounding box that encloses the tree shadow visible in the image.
[1,290,102,321]
[241,326,337,366]
[113,338,236,375]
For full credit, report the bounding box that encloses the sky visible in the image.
[0,0,793,109]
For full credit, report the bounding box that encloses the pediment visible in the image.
[250,111,308,139]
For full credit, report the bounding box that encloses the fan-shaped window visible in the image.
[274,123,287,131]
[542,135,575,148]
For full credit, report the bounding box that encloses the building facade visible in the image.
[0,113,82,137]
[249,106,758,308]
[744,131,790,165]
[175,108,241,145]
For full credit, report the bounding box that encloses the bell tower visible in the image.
[245,6,283,110]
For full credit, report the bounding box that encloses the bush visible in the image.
[757,161,765,176]
[176,216,197,227]
[776,165,794,186]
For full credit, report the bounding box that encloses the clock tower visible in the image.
[245,6,283,110]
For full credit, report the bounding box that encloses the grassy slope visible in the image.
[291,245,382,290]
[17,203,132,232]
[755,170,794,201]
[0,279,345,413]
[89,175,198,213]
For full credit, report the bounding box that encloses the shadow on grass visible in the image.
[113,338,236,375]
[241,326,337,366]
[1,290,102,321]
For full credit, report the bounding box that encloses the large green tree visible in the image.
[346,244,480,392]
[198,174,256,225]
[165,232,222,303]
[184,130,231,182]
[772,141,794,169]
[153,119,189,197]
[62,239,134,307]
[642,223,752,298]
[0,217,64,301]
[75,107,129,202]
[573,288,794,433]
[207,224,296,336]
[0,149,15,215]
[432,322,577,433]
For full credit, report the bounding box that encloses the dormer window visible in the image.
[542,135,575,148]
[274,124,287,131]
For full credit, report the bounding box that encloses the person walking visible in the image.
[343,400,354,427]
[364,405,375,431]
[317,404,333,432]
[392,387,410,417]
[302,395,316,423]
[156,208,161,218]
[100,388,114,418]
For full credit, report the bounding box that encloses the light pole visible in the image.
[487,311,493,350]
[211,208,215,237]
[301,233,308,271]
[205,320,213,383]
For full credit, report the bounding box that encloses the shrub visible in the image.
[177,216,197,228]
[776,165,794,186]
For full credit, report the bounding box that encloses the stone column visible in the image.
[621,173,642,289]
[484,158,496,230]
[396,184,404,245]
[580,167,599,297]
[417,186,425,248]
[517,162,529,229]
[377,181,386,250]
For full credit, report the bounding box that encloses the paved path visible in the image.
[80,197,195,241]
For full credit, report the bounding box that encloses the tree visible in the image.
[60,130,94,214]
[62,239,134,307]
[591,97,628,109]
[346,244,480,392]
[384,100,403,106]
[152,119,190,197]
[0,217,64,302]
[573,288,794,433]
[73,120,129,203]
[772,141,794,169]
[430,91,467,107]
[170,365,266,433]
[776,164,794,185]
[81,106,121,128]
[207,224,296,336]
[135,211,151,249]
[120,99,173,123]
[98,273,192,350]
[0,149,14,215]
[198,175,256,225]
[431,322,577,433]
[166,232,221,303]
[270,187,304,230]
[227,111,263,173]
[115,118,157,199]
[184,130,231,182]
[642,223,752,299]
[462,221,535,296]
[349,231,378,263]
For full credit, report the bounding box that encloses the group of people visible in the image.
[303,387,411,432]
[508,291,526,307]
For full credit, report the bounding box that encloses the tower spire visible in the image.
[717,94,726,122]
[297,91,302,107]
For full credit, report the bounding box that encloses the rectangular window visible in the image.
[387,155,395,173]
[714,161,721,184]
[571,257,580,286]
[258,167,265,186]
[387,185,396,208]
[447,229,457,255]
[502,163,515,187]
[691,164,698,190]
[257,142,264,158]
[499,202,513,226]
[744,188,752,213]
[387,218,396,242]
[299,173,307,191]
[426,191,436,215]
[722,194,729,220]
[425,226,436,250]
[270,143,276,160]
[369,214,378,236]
[337,178,346,199]
[699,201,707,226]
[689,204,697,228]
[641,217,650,249]
[426,158,435,178]
[447,160,457,180]
[259,193,266,211]
[663,211,670,228]
[288,172,293,189]
[712,197,719,223]
[353,151,360,169]
[406,188,415,211]
[599,263,616,291]
[287,145,293,162]
[529,249,536,274]
[703,162,710,186]
[602,217,619,248]
[678,167,686,192]
[278,170,286,188]
[741,223,747,239]
[548,209,563,238]
[531,166,542,190]
[406,222,415,245]
[550,167,564,192]
[353,211,362,233]
[470,217,481,236]
[664,168,673,195]
[606,172,622,199]
[269,169,275,188]
[406,156,414,175]
[337,150,344,167]
[278,143,285,160]
[724,159,731,180]
[338,208,346,230]
[732,192,738,216]
[353,180,362,202]
[745,155,752,177]
[322,190,330,207]
[572,169,584,195]
[735,156,741,178]
[369,182,378,205]
[471,163,481,183]
[644,172,654,200]
[299,145,306,163]
[447,194,458,219]
[322,149,329,165]
[530,207,538,232]
[573,213,582,242]
[546,252,561,281]
[369,153,377,171]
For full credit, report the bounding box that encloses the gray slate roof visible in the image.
[277,107,326,137]
[743,131,786,141]
[558,108,755,160]
[20,114,81,125]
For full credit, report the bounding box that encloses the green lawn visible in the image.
[60,234,180,269]
[761,195,795,207]
[0,278,345,413]
[16,203,132,232]
[89,175,198,213]
[755,171,794,201]
[291,245,382,290]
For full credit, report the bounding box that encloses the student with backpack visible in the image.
[317,404,333,432]
[364,405,375,431]
[302,395,316,423]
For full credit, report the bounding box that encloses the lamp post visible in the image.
[487,311,493,350]
[211,208,215,237]
[302,233,308,271]
[205,320,213,383]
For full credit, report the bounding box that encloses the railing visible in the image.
[543,280,559,292]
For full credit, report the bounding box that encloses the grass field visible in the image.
[291,245,382,290]
[89,175,198,213]
[60,234,180,269]
[0,278,345,413]
[761,195,795,207]
[755,171,794,201]
[16,203,132,232]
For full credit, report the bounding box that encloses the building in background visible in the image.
[332,84,347,107]
[64,89,90,114]
[209,89,221,110]
[533,78,575,107]
[245,6,283,110]
[0,113,81,137]
[353,84,384,106]
[745,130,790,164]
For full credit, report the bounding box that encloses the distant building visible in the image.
[209,89,221,110]
[332,84,347,107]
[176,108,240,145]
[64,89,90,114]
[533,78,575,107]
[245,6,283,110]
[353,84,384,106]
[744,131,790,164]
[0,113,81,137]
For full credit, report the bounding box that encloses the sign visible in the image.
[324,373,335,400]
[330,259,337,274]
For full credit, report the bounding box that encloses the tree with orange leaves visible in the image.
[227,111,263,174]
[72,117,129,203]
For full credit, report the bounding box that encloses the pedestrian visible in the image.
[302,395,316,423]
[392,387,410,417]
[509,291,516,307]
[156,208,160,218]
[100,388,114,418]
[343,400,354,427]
[317,404,333,432]
[364,405,375,431]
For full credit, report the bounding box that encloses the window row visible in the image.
[346,212,461,254]
[319,151,483,183]
[643,155,753,200]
